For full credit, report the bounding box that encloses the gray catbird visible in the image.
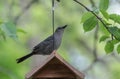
[16,25,67,63]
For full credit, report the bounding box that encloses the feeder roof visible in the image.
[26,51,85,79]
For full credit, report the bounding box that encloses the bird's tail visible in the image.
[16,53,34,63]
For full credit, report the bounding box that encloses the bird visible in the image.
[16,25,67,63]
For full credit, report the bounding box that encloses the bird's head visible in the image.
[55,25,67,32]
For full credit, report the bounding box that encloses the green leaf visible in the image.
[111,39,119,45]
[1,21,17,39]
[104,41,114,54]
[17,28,27,34]
[99,0,109,11]
[81,12,93,23]
[83,16,97,32]
[109,14,120,24]
[99,22,110,35]
[99,35,109,42]
[117,44,120,54]
[100,10,109,20]
[108,26,120,40]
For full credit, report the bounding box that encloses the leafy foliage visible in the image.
[80,0,120,54]
[109,14,120,24]
[100,10,109,20]
[99,35,109,42]
[0,21,26,40]
[108,26,120,41]
[99,0,109,11]
[83,16,97,32]
[81,12,93,23]
[117,44,120,54]
[1,22,17,40]
[111,39,119,45]
[104,41,114,54]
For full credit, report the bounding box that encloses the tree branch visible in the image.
[112,52,120,63]
[89,0,99,61]
[76,38,93,53]
[8,0,14,20]
[89,0,96,8]
[83,56,110,73]
[14,0,38,25]
[93,26,99,59]
[83,60,96,72]
[79,0,108,73]
[73,0,114,38]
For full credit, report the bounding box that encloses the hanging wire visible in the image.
[52,0,55,50]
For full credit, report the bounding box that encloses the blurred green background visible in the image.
[0,0,120,79]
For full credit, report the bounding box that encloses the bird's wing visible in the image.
[32,35,53,53]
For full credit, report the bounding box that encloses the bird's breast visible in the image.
[54,35,62,49]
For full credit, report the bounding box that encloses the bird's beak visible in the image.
[62,25,67,29]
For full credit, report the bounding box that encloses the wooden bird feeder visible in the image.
[25,51,85,79]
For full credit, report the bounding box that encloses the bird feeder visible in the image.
[25,51,85,79]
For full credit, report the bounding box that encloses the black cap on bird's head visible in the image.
[55,25,67,32]
[61,25,67,29]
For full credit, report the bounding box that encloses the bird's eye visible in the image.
[59,27,62,29]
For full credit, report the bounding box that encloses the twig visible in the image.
[76,38,93,53]
[89,0,96,8]
[75,0,115,72]
[89,0,99,61]
[112,52,120,62]
[8,0,14,20]
[83,60,96,72]
[14,0,37,25]
[83,56,110,73]
[73,0,113,37]
[93,24,99,59]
